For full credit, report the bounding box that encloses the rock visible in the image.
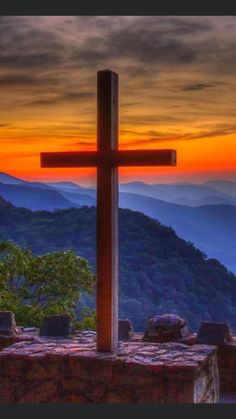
[196,321,233,345]
[23,327,38,334]
[16,326,24,333]
[0,311,19,336]
[119,319,134,340]
[143,313,190,343]
[39,314,70,338]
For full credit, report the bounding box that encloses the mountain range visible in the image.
[120,180,236,207]
[1,195,236,332]
[1,172,236,273]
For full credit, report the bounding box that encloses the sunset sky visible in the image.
[0,16,236,185]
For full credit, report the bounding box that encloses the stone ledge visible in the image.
[0,333,40,351]
[0,332,218,403]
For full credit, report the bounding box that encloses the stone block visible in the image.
[39,314,70,338]
[119,319,134,340]
[0,311,17,336]
[197,321,233,345]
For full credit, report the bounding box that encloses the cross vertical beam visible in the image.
[96,70,119,352]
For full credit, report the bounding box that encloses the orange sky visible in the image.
[1,16,236,185]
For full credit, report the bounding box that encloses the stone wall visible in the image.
[174,335,236,394]
[0,332,218,403]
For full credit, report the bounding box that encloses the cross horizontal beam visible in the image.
[41,149,176,168]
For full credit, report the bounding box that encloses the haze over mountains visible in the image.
[120,181,236,206]
[1,171,236,273]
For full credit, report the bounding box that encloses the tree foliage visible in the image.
[0,240,95,327]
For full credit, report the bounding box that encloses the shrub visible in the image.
[0,240,96,328]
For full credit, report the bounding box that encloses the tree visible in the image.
[0,240,96,328]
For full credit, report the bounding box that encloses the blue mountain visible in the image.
[120,181,236,206]
[1,173,236,273]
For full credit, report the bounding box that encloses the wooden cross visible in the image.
[41,70,176,353]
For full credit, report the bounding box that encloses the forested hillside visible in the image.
[1,195,236,332]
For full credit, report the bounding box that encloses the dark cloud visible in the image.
[0,18,65,71]
[114,32,195,65]
[0,16,234,91]
[0,16,233,78]
[161,18,212,36]
[183,83,215,91]
[0,16,236,141]
[68,17,213,71]
[0,123,11,128]
[121,101,142,108]
[70,140,96,147]
[0,73,58,87]
[68,17,236,81]
[121,115,179,126]
[126,123,236,146]
[71,44,107,65]
[63,91,93,100]
[0,51,63,70]
[74,28,198,68]
[121,129,164,137]
[28,90,93,107]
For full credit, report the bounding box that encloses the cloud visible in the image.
[0,18,65,71]
[0,123,11,128]
[27,91,93,107]
[69,140,96,147]
[0,16,236,148]
[160,17,212,36]
[73,28,199,68]
[124,123,236,147]
[121,115,179,126]
[0,17,230,83]
[0,16,213,77]
[121,129,165,137]
[183,83,215,91]
[0,73,58,88]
